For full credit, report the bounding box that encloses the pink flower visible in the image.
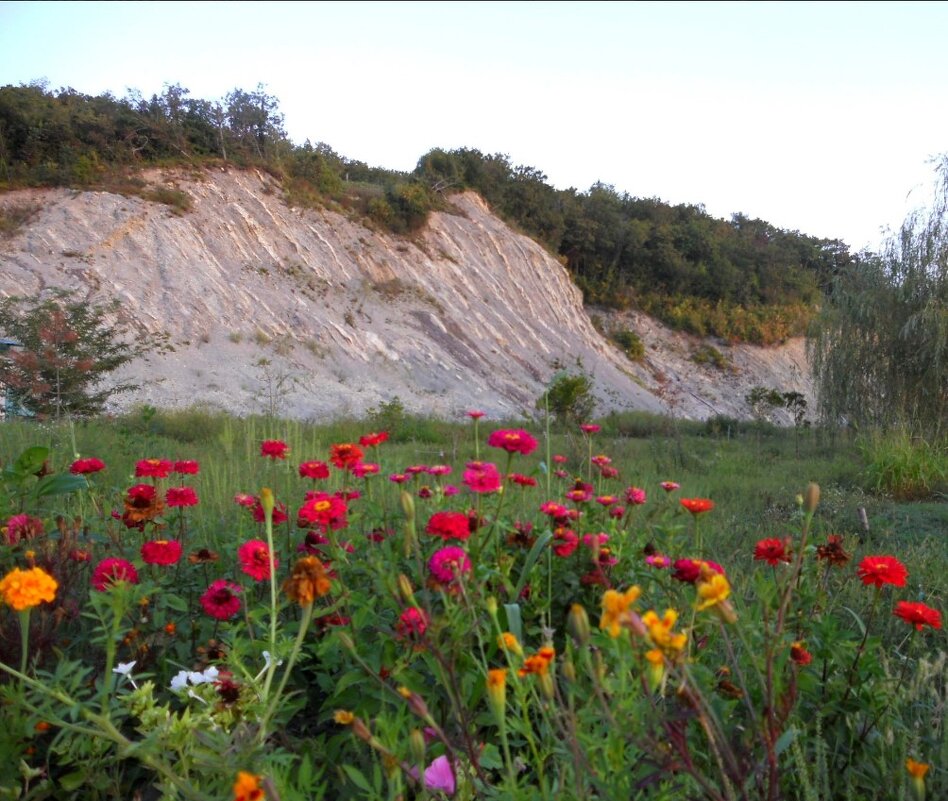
[70,457,105,475]
[165,486,199,507]
[553,528,579,557]
[389,473,409,484]
[600,465,620,479]
[352,462,380,478]
[540,501,568,518]
[5,514,44,544]
[424,755,455,795]
[92,558,139,591]
[466,410,485,420]
[427,465,453,476]
[396,607,429,639]
[359,431,389,447]
[428,546,471,585]
[508,473,538,487]
[625,487,647,505]
[660,481,680,492]
[462,462,502,494]
[443,485,459,496]
[297,492,348,532]
[200,580,242,620]
[645,554,672,569]
[261,440,289,460]
[580,423,601,434]
[487,429,538,456]
[672,558,725,584]
[238,540,277,582]
[552,454,568,464]
[173,460,200,475]
[234,493,256,507]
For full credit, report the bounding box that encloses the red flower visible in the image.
[297,492,348,532]
[680,498,714,515]
[466,410,485,420]
[816,534,850,567]
[200,579,242,620]
[856,555,908,588]
[173,460,200,475]
[463,462,502,494]
[299,460,330,479]
[261,440,289,460]
[508,473,538,487]
[579,423,601,434]
[672,558,725,584]
[238,539,278,581]
[5,514,44,544]
[358,431,389,447]
[92,558,139,591]
[234,493,256,507]
[352,462,379,478]
[396,607,429,639]
[487,429,539,456]
[141,539,183,566]
[70,457,105,475]
[165,486,199,508]
[425,511,471,541]
[893,601,942,631]
[250,498,288,525]
[754,538,791,566]
[552,527,579,557]
[135,458,173,478]
[329,443,364,470]
[790,641,813,666]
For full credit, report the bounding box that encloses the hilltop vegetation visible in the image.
[0,82,853,344]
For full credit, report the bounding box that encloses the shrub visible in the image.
[860,429,948,500]
[691,344,730,371]
[611,328,645,362]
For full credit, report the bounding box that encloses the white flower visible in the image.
[263,650,283,670]
[112,661,138,689]
[170,670,191,691]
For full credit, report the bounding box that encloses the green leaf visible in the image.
[15,446,49,476]
[840,606,866,637]
[341,764,372,793]
[163,594,190,613]
[513,529,553,599]
[774,727,797,756]
[59,771,87,792]
[34,472,87,498]
[503,603,523,644]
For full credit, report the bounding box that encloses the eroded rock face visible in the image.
[0,169,812,422]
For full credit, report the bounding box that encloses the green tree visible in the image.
[0,292,169,418]
[808,156,948,438]
[538,372,595,424]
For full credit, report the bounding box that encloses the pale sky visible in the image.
[2,0,947,251]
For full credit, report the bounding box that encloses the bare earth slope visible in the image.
[0,168,812,421]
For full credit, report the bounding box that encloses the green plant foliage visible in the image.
[860,429,948,500]
[538,372,595,424]
[610,328,645,361]
[690,343,730,371]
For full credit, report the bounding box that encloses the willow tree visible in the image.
[808,157,948,438]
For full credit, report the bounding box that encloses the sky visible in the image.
[2,0,947,251]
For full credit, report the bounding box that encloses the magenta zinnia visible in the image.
[135,458,173,478]
[428,546,471,585]
[462,461,502,494]
[70,457,105,475]
[297,492,348,531]
[200,579,242,620]
[298,460,330,480]
[91,558,139,591]
[173,460,200,474]
[487,428,538,455]
[165,486,199,507]
[260,439,289,460]
[141,539,183,566]
[238,540,278,581]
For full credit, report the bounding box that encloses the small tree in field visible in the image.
[0,292,168,419]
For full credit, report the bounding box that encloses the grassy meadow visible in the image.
[0,407,945,800]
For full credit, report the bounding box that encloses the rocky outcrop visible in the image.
[0,169,812,422]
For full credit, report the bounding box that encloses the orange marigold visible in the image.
[282,556,332,606]
[233,770,264,801]
[0,567,58,611]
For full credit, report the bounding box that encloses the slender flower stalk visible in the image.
[260,487,279,701]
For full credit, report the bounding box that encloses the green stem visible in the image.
[260,601,315,742]
[18,609,30,676]
[261,498,279,701]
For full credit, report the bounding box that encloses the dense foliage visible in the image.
[809,156,948,438]
[1,83,854,344]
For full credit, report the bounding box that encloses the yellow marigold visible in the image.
[487,668,507,713]
[518,647,556,677]
[334,709,354,725]
[642,609,688,654]
[497,631,523,656]
[233,770,264,801]
[282,556,331,606]
[599,585,641,637]
[0,567,58,611]
[695,573,731,612]
[905,758,929,780]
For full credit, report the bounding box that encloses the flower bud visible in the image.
[260,487,275,516]
[485,596,498,617]
[804,482,820,514]
[568,603,590,645]
[397,574,415,604]
[409,728,427,765]
[400,489,415,521]
[561,657,576,683]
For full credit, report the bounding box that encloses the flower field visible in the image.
[0,412,944,800]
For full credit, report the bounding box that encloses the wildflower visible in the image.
[599,586,641,637]
[417,485,433,499]
[427,464,452,476]
[425,511,470,541]
[566,487,592,503]
[644,648,666,689]
[856,555,908,588]
[553,454,568,464]
[250,498,288,525]
[580,423,601,434]
[389,473,409,484]
[462,461,502,493]
[359,431,389,447]
[893,601,942,631]
[645,554,672,569]
[695,566,736,623]
[507,521,536,548]
[282,556,332,605]
[518,646,556,676]
[188,547,219,564]
[754,538,791,566]
[660,481,680,492]
[297,492,348,532]
[642,609,688,654]
[396,607,429,640]
[135,458,173,478]
[424,755,456,795]
[790,641,813,666]
[672,558,725,584]
[552,527,579,557]
[141,539,183,566]
[233,770,264,801]
[466,410,485,419]
[329,442,364,470]
[568,604,591,644]
[260,440,289,460]
[334,709,354,725]
[353,462,380,478]
[0,567,58,610]
[112,661,138,689]
[70,457,105,474]
[165,486,199,507]
[600,465,620,479]
[816,534,850,566]
[906,758,929,798]
[164,621,177,635]
[486,668,507,713]
[91,558,139,591]
[122,483,164,528]
[625,486,647,505]
[234,493,256,507]
[238,540,277,582]
[173,459,200,474]
[540,501,568,519]
[4,514,44,544]
[200,580,242,620]
[428,546,472,586]
[508,472,538,487]
[591,454,612,467]
[680,497,714,514]
[498,631,523,656]
[487,428,538,455]
[298,460,330,479]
